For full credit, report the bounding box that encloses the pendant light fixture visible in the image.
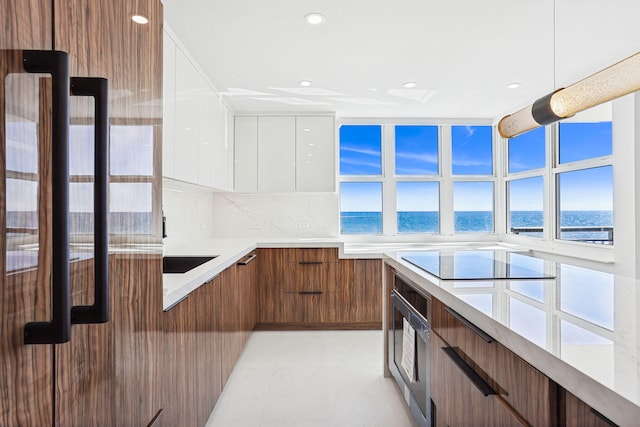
[498,51,640,138]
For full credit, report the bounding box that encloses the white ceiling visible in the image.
[163,0,640,120]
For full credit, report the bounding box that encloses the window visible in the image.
[508,127,545,173]
[452,125,493,175]
[558,166,613,244]
[396,182,439,233]
[508,176,544,237]
[395,125,438,175]
[339,125,382,175]
[504,103,613,246]
[339,123,495,236]
[340,182,382,234]
[453,182,494,232]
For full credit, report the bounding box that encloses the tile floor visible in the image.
[206,330,416,427]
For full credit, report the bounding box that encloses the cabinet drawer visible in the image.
[281,292,340,323]
[431,332,523,427]
[281,247,338,263]
[283,261,338,292]
[432,298,557,427]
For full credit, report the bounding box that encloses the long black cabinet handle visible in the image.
[299,291,323,295]
[442,347,496,396]
[237,254,257,266]
[70,77,110,325]
[299,261,323,265]
[23,50,72,344]
[444,306,494,343]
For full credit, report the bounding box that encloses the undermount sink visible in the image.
[162,256,217,274]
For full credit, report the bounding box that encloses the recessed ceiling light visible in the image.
[304,13,325,25]
[299,80,312,87]
[402,82,417,89]
[304,128,311,132]
[131,15,149,24]
[507,82,521,89]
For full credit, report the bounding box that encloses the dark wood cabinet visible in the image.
[431,298,557,427]
[256,248,381,329]
[561,389,618,427]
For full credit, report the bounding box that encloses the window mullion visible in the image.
[382,124,396,236]
[440,125,454,235]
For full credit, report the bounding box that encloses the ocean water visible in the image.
[341,210,613,243]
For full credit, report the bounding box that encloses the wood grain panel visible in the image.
[283,261,339,292]
[293,247,338,263]
[562,389,617,427]
[432,298,557,427]
[54,0,163,120]
[112,254,164,427]
[55,259,114,427]
[162,292,197,427]
[193,278,222,427]
[0,0,52,49]
[237,252,258,338]
[220,265,241,387]
[350,259,382,323]
[257,249,286,323]
[1,5,53,423]
[431,331,524,427]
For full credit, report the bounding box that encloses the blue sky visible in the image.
[340,122,613,213]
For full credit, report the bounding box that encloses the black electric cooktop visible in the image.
[401,250,555,280]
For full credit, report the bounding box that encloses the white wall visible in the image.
[162,178,216,248]
[210,193,339,238]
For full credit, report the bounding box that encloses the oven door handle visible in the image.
[391,292,429,334]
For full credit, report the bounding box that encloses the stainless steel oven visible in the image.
[390,272,432,427]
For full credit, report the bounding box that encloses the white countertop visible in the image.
[384,246,640,426]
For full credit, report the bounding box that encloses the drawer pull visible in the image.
[444,306,494,343]
[237,254,257,266]
[299,261,323,265]
[442,347,496,396]
[299,291,323,295]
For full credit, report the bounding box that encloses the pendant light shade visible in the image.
[498,51,640,138]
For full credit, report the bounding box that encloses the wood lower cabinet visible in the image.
[431,332,524,427]
[256,248,381,329]
[431,298,557,427]
[162,253,258,427]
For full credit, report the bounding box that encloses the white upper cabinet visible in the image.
[296,116,335,192]
[174,48,203,184]
[258,117,296,193]
[162,26,234,190]
[162,31,176,178]
[234,116,258,192]
[234,115,335,193]
[198,88,218,188]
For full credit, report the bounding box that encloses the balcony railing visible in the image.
[510,226,614,245]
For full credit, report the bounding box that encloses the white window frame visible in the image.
[339,119,496,242]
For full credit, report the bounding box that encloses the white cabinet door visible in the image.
[222,106,234,191]
[198,88,218,188]
[258,117,295,193]
[295,116,335,192]
[234,116,258,192]
[174,48,204,184]
[162,30,176,178]
[212,103,232,191]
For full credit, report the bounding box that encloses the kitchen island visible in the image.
[384,247,639,426]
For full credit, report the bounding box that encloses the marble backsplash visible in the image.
[162,179,216,246]
[210,193,339,238]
